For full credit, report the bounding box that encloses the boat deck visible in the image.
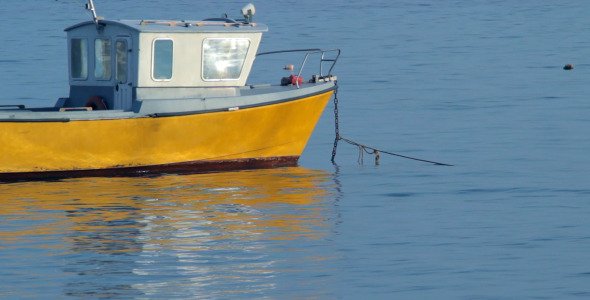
[0,80,336,122]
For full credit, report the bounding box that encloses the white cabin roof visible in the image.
[65,19,268,34]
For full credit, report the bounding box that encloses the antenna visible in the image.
[85,0,99,25]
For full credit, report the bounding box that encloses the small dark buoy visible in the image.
[563,64,574,70]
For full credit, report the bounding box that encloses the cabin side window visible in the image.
[152,39,173,80]
[71,38,88,80]
[202,38,250,81]
[94,38,112,80]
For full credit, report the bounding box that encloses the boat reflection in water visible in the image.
[0,167,338,298]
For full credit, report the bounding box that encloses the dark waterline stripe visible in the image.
[0,156,299,182]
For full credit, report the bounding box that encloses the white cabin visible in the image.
[63,18,267,110]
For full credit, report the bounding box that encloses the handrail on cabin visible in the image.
[256,48,340,88]
[139,19,258,27]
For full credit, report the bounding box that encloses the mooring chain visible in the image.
[330,82,452,166]
[330,81,341,162]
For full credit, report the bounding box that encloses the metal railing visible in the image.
[256,48,340,88]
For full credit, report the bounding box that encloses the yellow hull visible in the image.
[0,91,333,177]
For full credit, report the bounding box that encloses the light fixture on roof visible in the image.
[241,3,255,23]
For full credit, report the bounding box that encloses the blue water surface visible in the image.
[1,1,590,299]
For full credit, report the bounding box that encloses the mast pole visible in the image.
[86,0,99,24]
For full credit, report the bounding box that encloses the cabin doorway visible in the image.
[114,36,132,110]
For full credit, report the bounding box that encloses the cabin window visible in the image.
[94,38,112,80]
[115,40,128,83]
[71,38,88,80]
[153,39,173,80]
[202,38,250,81]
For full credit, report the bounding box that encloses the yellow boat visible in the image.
[0,2,339,180]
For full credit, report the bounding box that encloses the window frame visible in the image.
[201,38,251,82]
[94,38,112,81]
[151,38,174,81]
[70,38,88,80]
[115,39,128,83]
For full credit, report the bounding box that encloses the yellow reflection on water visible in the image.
[0,167,335,249]
[0,167,337,297]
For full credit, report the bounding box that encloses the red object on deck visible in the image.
[290,75,303,85]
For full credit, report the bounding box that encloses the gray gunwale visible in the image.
[0,81,335,122]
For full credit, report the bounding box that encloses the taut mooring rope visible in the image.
[330,82,453,166]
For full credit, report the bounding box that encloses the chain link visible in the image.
[330,81,340,162]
